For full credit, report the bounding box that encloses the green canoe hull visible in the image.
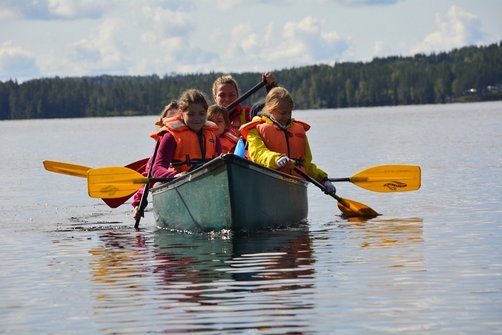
[151,154,309,233]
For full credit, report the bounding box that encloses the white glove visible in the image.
[276,156,292,168]
[323,180,336,194]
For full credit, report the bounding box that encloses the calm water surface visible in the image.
[1,101,501,334]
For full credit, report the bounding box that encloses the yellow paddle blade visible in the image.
[43,160,90,178]
[337,197,380,218]
[88,167,148,198]
[350,165,421,192]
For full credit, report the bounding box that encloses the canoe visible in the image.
[151,154,309,233]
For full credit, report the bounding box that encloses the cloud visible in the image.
[0,0,113,20]
[2,1,497,81]
[0,42,39,80]
[158,37,218,66]
[372,40,385,56]
[200,16,350,73]
[216,0,242,11]
[141,4,194,38]
[134,3,218,74]
[332,0,401,6]
[412,5,484,54]
[227,24,260,59]
[0,6,17,19]
[65,19,127,75]
[267,16,349,66]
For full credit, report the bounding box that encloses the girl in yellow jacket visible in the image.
[239,87,336,194]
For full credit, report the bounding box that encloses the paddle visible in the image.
[108,158,149,208]
[293,167,379,218]
[43,158,149,208]
[226,79,267,112]
[134,141,159,229]
[328,165,421,192]
[87,166,175,199]
[43,160,90,178]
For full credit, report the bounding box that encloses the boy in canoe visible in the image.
[239,87,337,194]
[207,104,239,154]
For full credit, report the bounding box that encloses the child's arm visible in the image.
[151,133,177,178]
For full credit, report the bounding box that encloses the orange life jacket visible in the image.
[240,116,311,176]
[220,131,239,154]
[152,117,219,173]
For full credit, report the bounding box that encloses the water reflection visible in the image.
[346,217,425,271]
[89,232,148,285]
[88,228,316,333]
[153,229,314,281]
[347,217,424,248]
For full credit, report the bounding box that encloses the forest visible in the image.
[1,42,501,120]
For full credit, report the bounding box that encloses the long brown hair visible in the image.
[178,89,209,112]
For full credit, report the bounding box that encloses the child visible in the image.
[239,87,336,194]
[132,100,180,221]
[151,89,221,179]
[155,100,180,126]
[212,72,277,135]
[207,104,239,154]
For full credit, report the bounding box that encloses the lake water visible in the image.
[1,101,501,334]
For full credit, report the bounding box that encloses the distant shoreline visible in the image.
[1,42,501,120]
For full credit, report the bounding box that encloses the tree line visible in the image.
[1,42,501,120]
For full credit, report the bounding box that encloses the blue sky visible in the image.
[0,0,500,82]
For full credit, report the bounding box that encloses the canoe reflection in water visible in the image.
[88,228,315,332]
[153,228,314,285]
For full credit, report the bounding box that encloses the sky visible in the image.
[0,0,501,82]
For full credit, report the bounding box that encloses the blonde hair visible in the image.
[177,89,209,112]
[264,87,294,112]
[212,75,240,97]
[207,104,230,128]
[155,100,179,126]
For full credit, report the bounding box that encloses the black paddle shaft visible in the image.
[227,80,266,118]
[134,140,160,229]
[293,167,344,203]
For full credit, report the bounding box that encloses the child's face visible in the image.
[211,114,226,136]
[182,103,207,132]
[214,84,238,107]
[269,101,292,126]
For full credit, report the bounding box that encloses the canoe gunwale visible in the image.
[151,154,308,193]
